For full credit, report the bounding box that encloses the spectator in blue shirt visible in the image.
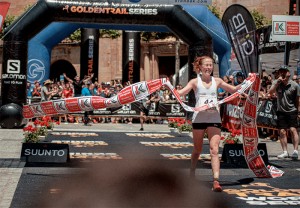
[81,81,93,125]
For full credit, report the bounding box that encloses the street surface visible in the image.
[0,123,299,207]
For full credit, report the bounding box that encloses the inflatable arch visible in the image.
[27,4,231,85]
[1,0,230,128]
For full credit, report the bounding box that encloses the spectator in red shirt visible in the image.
[61,82,74,98]
[32,80,42,97]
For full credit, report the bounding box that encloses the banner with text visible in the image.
[272,15,300,42]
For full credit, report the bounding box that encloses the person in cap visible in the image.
[234,71,245,85]
[41,79,54,101]
[268,65,300,160]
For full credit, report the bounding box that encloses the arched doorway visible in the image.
[50,60,77,82]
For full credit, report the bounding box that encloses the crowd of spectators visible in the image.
[26,74,186,125]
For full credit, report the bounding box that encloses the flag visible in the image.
[222,4,259,75]
[0,2,10,32]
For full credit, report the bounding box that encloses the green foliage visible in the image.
[100,29,121,39]
[251,9,271,29]
[141,31,174,42]
[0,4,32,39]
[0,15,16,39]
[63,29,122,43]
[178,123,193,133]
[23,4,33,12]
[69,29,81,42]
[207,4,221,19]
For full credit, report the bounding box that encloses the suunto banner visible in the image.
[20,143,69,163]
[222,4,259,75]
[122,31,141,84]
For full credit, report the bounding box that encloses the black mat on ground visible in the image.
[11,166,300,208]
[12,131,300,207]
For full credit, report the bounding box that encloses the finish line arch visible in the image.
[1,0,214,128]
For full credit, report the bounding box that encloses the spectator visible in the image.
[139,96,151,131]
[228,75,234,85]
[81,81,93,126]
[268,66,299,160]
[272,69,279,79]
[97,82,105,96]
[51,84,62,100]
[63,73,94,97]
[234,72,245,86]
[172,84,185,101]
[61,82,74,99]
[32,80,42,97]
[40,79,53,101]
[217,76,229,100]
[61,82,74,123]
[292,75,300,85]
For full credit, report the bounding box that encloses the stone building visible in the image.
[0,0,290,83]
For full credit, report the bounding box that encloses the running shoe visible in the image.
[291,150,298,161]
[277,152,289,159]
[212,181,222,192]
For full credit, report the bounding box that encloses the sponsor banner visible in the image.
[120,0,212,5]
[222,143,268,168]
[0,2,10,32]
[122,31,140,84]
[20,143,69,163]
[272,15,300,42]
[257,25,299,54]
[79,102,186,117]
[222,4,259,75]
[80,29,99,81]
[257,99,277,128]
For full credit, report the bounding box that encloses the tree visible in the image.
[250,9,271,29]
[0,15,15,39]
[208,4,221,19]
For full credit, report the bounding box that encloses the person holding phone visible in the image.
[268,66,300,160]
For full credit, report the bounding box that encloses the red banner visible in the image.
[0,2,10,32]
[241,76,284,178]
[222,97,243,130]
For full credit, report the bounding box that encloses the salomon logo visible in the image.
[7,60,20,73]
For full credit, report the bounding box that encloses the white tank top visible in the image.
[192,75,221,123]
